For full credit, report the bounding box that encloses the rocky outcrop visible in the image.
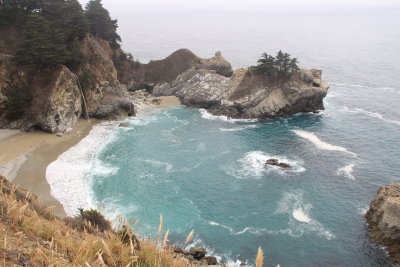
[170,246,221,266]
[366,183,400,265]
[0,55,82,133]
[79,36,135,120]
[0,35,135,133]
[117,48,200,92]
[195,51,233,77]
[152,54,329,119]
[266,159,291,168]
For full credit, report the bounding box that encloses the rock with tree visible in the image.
[250,50,299,81]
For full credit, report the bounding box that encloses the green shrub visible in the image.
[79,208,111,232]
[3,84,32,121]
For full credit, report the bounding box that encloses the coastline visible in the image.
[0,95,181,217]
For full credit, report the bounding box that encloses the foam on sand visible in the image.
[46,122,118,216]
[293,130,356,156]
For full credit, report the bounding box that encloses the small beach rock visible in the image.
[266,159,292,169]
[119,122,129,127]
[204,256,218,265]
[189,247,206,260]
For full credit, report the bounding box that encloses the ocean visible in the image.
[48,3,400,266]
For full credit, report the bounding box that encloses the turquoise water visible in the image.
[73,3,400,266]
[87,101,399,266]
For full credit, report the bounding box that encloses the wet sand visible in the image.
[0,119,101,217]
[0,95,181,217]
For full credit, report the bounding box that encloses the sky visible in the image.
[79,0,400,8]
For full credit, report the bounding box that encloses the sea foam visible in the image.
[275,190,335,240]
[227,151,305,178]
[199,109,258,123]
[293,130,356,156]
[46,122,118,216]
[340,107,400,126]
[337,163,356,180]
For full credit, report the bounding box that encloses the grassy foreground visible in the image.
[0,176,192,267]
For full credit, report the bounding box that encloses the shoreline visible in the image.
[0,95,181,217]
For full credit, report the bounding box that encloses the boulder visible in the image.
[204,256,218,265]
[189,247,206,260]
[265,159,292,169]
[366,183,400,265]
[196,51,233,77]
[300,69,314,83]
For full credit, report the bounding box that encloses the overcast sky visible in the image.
[79,0,400,10]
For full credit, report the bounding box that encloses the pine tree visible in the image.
[14,14,71,65]
[85,0,121,47]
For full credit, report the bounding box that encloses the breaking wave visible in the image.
[226,151,305,179]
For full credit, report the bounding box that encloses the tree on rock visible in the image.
[252,50,299,81]
[14,14,70,65]
[85,0,121,47]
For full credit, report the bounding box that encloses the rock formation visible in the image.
[0,35,135,134]
[366,183,400,265]
[135,50,330,119]
[266,159,291,168]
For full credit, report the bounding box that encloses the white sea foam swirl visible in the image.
[293,130,356,156]
[337,163,356,180]
[46,122,118,216]
[199,109,258,123]
[275,190,335,240]
[339,106,400,126]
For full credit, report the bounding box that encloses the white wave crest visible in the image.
[227,151,305,179]
[340,107,400,126]
[46,123,118,216]
[219,124,260,132]
[330,82,400,94]
[199,109,258,123]
[337,163,356,180]
[293,130,356,156]
[275,190,335,240]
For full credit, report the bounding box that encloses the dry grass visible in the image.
[0,176,192,267]
[256,246,264,267]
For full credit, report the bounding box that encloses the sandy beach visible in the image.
[0,95,181,217]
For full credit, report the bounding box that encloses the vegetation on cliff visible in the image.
[0,0,120,67]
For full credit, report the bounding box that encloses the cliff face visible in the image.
[0,54,82,133]
[0,35,135,134]
[150,51,329,119]
[366,183,400,265]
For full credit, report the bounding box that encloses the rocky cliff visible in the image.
[366,183,400,265]
[123,50,329,119]
[0,35,135,134]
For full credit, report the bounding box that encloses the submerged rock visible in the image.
[266,159,292,168]
[366,183,400,265]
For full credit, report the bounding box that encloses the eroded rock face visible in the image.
[79,36,135,119]
[0,35,135,133]
[366,183,400,265]
[153,65,329,119]
[0,55,82,133]
[195,51,233,77]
